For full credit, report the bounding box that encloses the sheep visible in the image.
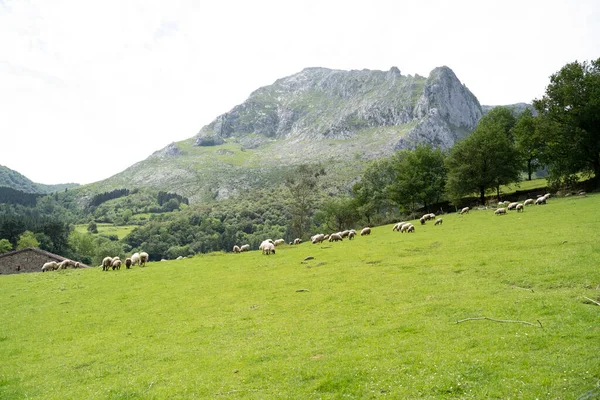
[494,207,507,215]
[139,252,149,267]
[42,261,58,272]
[262,242,276,255]
[259,240,274,252]
[293,238,302,245]
[131,253,141,266]
[232,245,241,253]
[274,239,286,246]
[348,231,356,240]
[407,224,415,233]
[400,223,412,233]
[312,234,325,244]
[535,197,546,205]
[392,222,402,232]
[460,207,470,215]
[360,227,371,236]
[516,203,524,212]
[420,217,426,225]
[523,198,534,206]
[328,233,343,242]
[240,244,250,252]
[340,230,350,238]
[57,259,76,270]
[111,259,122,270]
[102,256,113,271]
[507,202,519,210]
[497,201,506,207]
[434,218,443,226]
[125,258,132,269]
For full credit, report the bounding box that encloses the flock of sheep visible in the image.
[41,259,80,272]
[493,193,551,215]
[101,252,149,271]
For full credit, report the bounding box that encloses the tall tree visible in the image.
[388,145,447,212]
[512,108,545,180]
[285,164,325,239]
[533,58,600,185]
[16,231,39,250]
[315,196,359,232]
[446,107,521,204]
[0,238,12,254]
[352,158,396,224]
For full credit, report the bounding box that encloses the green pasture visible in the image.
[74,223,137,240]
[2,194,600,399]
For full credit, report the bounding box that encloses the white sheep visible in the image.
[407,224,415,233]
[494,207,507,215]
[57,259,76,270]
[112,259,122,270]
[360,227,371,236]
[400,223,411,233]
[328,233,343,242]
[535,197,546,205]
[240,244,250,252]
[460,207,470,215]
[274,239,286,246]
[232,245,241,253]
[507,202,519,210]
[262,242,276,255]
[259,240,275,252]
[140,252,149,267]
[131,253,141,266]
[523,199,534,206]
[420,217,426,225]
[340,230,350,238]
[293,238,302,245]
[102,256,113,271]
[516,203,524,212]
[348,231,356,240]
[392,222,404,232]
[312,234,325,244]
[434,218,443,226]
[42,261,58,272]
[497,201,506,207]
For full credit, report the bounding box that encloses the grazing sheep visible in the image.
[125,258,132,269]
[131,253,140,266]
[102,257,113,271]
[139,252,149,267]
[434,218,443,226]
[400,223,412,233]
[111,259,122,270]
[407,224,415,233]
[340,230,350,238]
[57,259,76,270]
[42,261,58,272]
[293,238,302,245]
[262,242,276,255]
[328,233,343,242]
[274,239,286,246]
[516,203,524,212]
[535,197,546,205]
[259,240,274,252]
[240,244,250,252]
[348,231,356,240]
[360,227,371,236]
[392,222,403,232]
[497,201,506,207]
[507,202,519,210]
[233,245,241,253]
[524,199,534,206]
[494,207,507,215]
[420,217,426,225]
[460,207,470,215]
[312,234,326,244]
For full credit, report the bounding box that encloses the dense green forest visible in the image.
[0,59,598,264]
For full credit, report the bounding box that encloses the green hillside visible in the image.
[1,194,599,398]
[0,165,79,194]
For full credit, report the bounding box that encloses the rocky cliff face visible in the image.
[195,66,483,152]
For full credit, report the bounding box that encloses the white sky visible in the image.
[1,0,598,185]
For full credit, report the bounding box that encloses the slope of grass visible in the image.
[1,194,599,399]
[73,223,138,240]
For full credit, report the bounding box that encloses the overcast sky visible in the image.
[1,0,598,185]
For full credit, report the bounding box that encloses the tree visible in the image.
[533,58,600,185]
[352,158,396,224]
[388,145,447,212]
[87,221,98,234]
[512,108,545,180]
[285,164,325,239]
[446,107,521,204]
[16,230,39,250]
[315,196,359,232]
[0,238,12,254]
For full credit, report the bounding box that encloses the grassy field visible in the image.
[73,223,138,240]
[2,194,600,399]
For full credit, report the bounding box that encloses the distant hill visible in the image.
[481,102,534,116]
[0,165,79,194]
[86,66,484,203]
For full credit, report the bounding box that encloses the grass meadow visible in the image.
[2,194,600,399]
[74,223,137,240]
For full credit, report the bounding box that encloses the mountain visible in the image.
[0,165,79,194]
[83,66,484,203]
